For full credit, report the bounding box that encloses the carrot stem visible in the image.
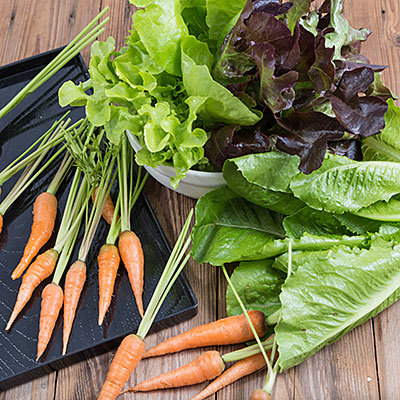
[0,120,71,214]
[137,209,193,339]
[79,155,117,261]
[52,193,87,285]
[0,8,110,120]
[0,115,72,185]
[222,338,274,363]
[222,265,273,376]
[105,197,121,245]
[118,135,130,233]
[46,152,73,195]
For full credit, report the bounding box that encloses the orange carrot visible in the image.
[250,389,271,400]
[12,192,57,280]
[98,334,145,400]
[127,351,225,392]
[92,186,116,225]
[63,260,86,355]
[191,353,267,400]
[98,244,120,326]
[6,249,58,330]
[37,283,63,360]
[0,213,3,233]
[118,230,144,317]
[144,311,267,358]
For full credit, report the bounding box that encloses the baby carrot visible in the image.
[98,334,145,400]
[126,351,225,392]
[250,389,272,400]
[12,152,72,280]
[37,283,64,360]
[143,310,267,358]
[191,353,267,400]
[63,260,86,355]
[11,192,58,280]
[118,230,144,317]
[98,244,120,326]
[92,186,116,225]
[6,249,59,330]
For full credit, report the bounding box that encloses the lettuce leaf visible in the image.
[181,36,261,125]
[290,154,400,214]
[363,99,400,162]
[276,242,400,370]
[226,259,285,317]
[223,152,304,214]
[132,0,189,76]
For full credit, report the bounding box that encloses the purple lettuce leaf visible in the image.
[205,124,270,168]
[274,111,345,173]
[328,139,363,161]
[251,42,299,113]
[252,0,294,16]
[330,67,389,136]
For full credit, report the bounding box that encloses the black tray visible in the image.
[0,49,197,391]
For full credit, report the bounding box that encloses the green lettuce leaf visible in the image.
[324,0,370,60]
[226,259,285,317]
[272,249,330,274]
[283,207,351,239]
[353,195,400,221]
[191,187,285,265]
[132,0,189,76]
[181,36,261,125]
[191,187,369,265]
[276,242,400,370]
[223,153,304,215]
[290,154,400,214]
[362,99,400,162]
[287,0,311,34]
[206,0,246,44]
[333,213,383,234]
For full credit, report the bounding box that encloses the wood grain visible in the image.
[0,1,400,399]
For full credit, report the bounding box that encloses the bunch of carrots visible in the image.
[1,116,149,359]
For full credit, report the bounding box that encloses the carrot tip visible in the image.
[98,316,104,326]
[5,321,11,331]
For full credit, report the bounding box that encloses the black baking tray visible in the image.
[0,48,197,391]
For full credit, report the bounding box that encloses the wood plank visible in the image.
[0,373,56,400]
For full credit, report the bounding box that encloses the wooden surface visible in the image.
[0,1,399,399]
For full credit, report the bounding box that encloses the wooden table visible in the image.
[1,1,400,399]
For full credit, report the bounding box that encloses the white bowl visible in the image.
[126,131,226,199]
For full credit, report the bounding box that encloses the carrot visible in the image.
[128,351,225,393]
[191,353,267,400]
[250,389,271,400]
[63,260,86,355]
[0,213,3,234]
[6,249,59,330]
[92,186,116,225]
[37,283,63,360]
[11,192,58,280]
[98,244,120,326]
[118,230,144,318]
[98,334,145,400]
[143,310,267,358]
